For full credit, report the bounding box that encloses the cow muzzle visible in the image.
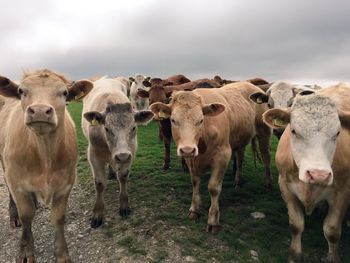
[178,145,198,158]
[302,169,333,185]
[114,151,132,164]
[25,104,57,132]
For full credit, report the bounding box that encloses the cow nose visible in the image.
[179,146,196,156]
[114,152,132,163]
[27,104,54,118]
[306,169,332,185]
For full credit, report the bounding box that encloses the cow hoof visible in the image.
[90,218,104,228]
[288,251,303,263]
[188,211,200,220]
[18,256,35,263]
[119,207,131,218]
[11,217,22,228]
[207,224,222,234]
[162,163,170,171]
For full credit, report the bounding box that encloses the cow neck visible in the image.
[26,116,66,170]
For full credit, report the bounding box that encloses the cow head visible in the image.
[263,93,350,186]
[84,103,153,170]
[0,69,93,135]
[150,91,225,158]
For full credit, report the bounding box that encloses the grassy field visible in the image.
[68,102,350,263]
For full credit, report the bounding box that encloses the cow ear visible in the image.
[129,77,135,83]
[263,108,290,129]
[164,81,174,86]
[338,110,350,130]
[0,76,20,99]
[67,80,93,101]
[83,111,105,125]
[150,102,171,119]
[142,80,151,87]
[202,103,225,116]
[165,89,173,98]
[134,110,154,125]
[137,89,149,98]
[250,92,268,104]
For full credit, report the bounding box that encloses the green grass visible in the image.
[67,102,350,262]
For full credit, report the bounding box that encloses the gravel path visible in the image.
[0,167,188,263]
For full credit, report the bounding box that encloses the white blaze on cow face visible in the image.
[266,81,294,109]
[290,95,340,185]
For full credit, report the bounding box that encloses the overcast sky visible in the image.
[1,0,349,85]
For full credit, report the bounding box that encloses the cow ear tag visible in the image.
[91,118,99,126]
[256,97,263,104]
[159,110,170,119]
[273,118,287,128]
[75,91,85,100]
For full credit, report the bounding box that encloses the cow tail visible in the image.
[251,136,262,168]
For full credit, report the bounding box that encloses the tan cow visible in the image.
[150,82,271,233]
[0,69,93,262]
[263,90,350,262]
[82,78,153,228]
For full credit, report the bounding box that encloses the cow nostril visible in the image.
[191,148,196,154]
[306,170,313,180]
[28,107,35,114]
[46,108,53,115]
[115,153,131,162]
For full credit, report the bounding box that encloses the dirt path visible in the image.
[0,169,193,263]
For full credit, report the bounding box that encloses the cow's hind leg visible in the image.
[88,148,106,228]
[162,135,171,171]
[14,191,36,262]
[51,191,72,263]
[256,126,272,191]
[233,147,245,188]
[9,193,21,228]
[117,169,131,218]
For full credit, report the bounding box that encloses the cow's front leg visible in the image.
[188,170,201,220]
[233,147,245,188]
[162,135,171,171]
[51,191,72,263]
[280,179,304,263]
[323,195,348,263]
[88,148,107,228]
[117,169,130,218]
[256,126,272,191]
[207,150,229,234]
[14,191,36,263]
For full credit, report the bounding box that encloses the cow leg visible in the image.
[280,180,304,263]
[323,196,348,263]
[51,192,72,263]
[256,127,272,191]
[9,192,21,228]
[188,170,201,220]
[88,149,106,228]
[14,191,36,262]
[117,170,130,218]
[233,147,245,188]
[162,136,171,171]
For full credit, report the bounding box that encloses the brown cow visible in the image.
[136,76,190,171]
[150,82,272,232]
[263,90,350,262]
[0,69,93,262]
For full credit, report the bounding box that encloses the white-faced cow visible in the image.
[129,74,150,111]
[150,82,272,233]
[263,91,350,262]
[250,81,320,138]
[82,78,153,228]
[0,69,93,262]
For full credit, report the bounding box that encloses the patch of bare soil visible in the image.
[0,169,194,263]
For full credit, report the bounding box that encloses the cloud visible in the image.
[1,0,350,85]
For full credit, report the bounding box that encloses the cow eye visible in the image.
[132,126,136,132]
[196,119,204,126]
[291,129,296,134]
[18,88,26,97]
[171,118,177,125]
[267,103,271,108]
[62,90,68,97]
[105,127,109,133]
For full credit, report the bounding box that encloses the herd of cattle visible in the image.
[0,69,349,262]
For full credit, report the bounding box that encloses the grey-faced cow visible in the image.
[129,74,150,111]
[150,82,272,233]
[0,69,93,262]
[82,78,153,228]
[263,91,350,262]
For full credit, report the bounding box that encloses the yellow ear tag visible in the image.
[91,118,99,126]
[273,118,286,128]
[159,110,170,119]
[74,91,85,100]
[256,97,263,104]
